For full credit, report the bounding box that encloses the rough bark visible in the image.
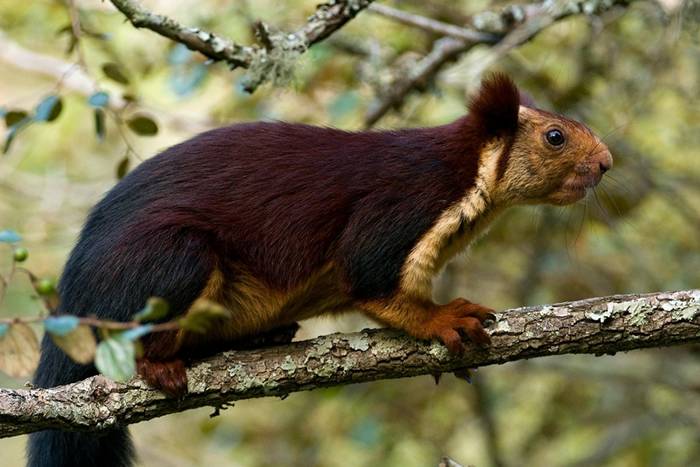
[0,289,698,438]
[107,0,375,92]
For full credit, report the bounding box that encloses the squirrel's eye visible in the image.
[545,129,565,147]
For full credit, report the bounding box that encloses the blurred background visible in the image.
[1,0,699,465]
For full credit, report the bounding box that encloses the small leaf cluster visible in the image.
[3,59,159,184]
[1,95,63,154]
[0,230,232,383]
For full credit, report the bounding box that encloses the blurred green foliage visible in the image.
[0,0,699,466]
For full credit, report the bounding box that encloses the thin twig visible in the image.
[0,30,215,133]
[64,0,89,72]
[0,314,180,333]
[368,3,499,43]
[365,36,468,128]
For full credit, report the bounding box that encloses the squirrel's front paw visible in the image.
[428,298,496,354]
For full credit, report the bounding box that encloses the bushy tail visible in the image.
[26,336,135,467]
[25,183,216,466]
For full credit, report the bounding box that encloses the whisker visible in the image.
[562,202,581,263]
[592,188,614,227]
[600,176,633,198]
[585,122,626,162]
[603,173,621,183]
[575,196,588,244]
[600,122,628,143]
[598,184,623,218]
[531,206,544,237]
[589,148,611,158]
[586,140,604,160]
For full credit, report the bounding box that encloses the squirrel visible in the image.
[27,74,612,467]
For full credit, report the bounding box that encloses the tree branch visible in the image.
[107,0,375,92]
[364,0,638,127]
[368,3,499,43]
[0,289,698,438]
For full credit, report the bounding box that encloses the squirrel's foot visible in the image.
[428,298,496,354]
[137,358,187,398]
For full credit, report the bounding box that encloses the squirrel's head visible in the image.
[467,73,612,206]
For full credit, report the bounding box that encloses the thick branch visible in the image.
[107,0,374,92]
[0,289,698,438]
[365,0,638,127]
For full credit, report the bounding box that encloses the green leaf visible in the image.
[168,44,192,65]
[66,35,78,54]
[94,108,106,141]
[121,324,154,342]
[34,95,63,122]
[50,324,96,364]
[178,299,231,333]
[328,91,359,120]
[55,23,73,37]
[3,111,32,154]
[116,155,130,179]
[4,126,19,155]
[0,322,40,378]
[5,110,28,128]
[170,63,208,96]
[88,91,110,108]
[102,63,130,85]
[95,336,136,382]
[133,297,169,322]
[44,316,80,336]
[0,229,21,243]
[126,115,158,136]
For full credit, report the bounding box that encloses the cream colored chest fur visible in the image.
[399,145,503,299]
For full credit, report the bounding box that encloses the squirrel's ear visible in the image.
[468,73,520,137]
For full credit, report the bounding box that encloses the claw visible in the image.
[438,327,466,354]
[453,368,473,383]
[429,298,495,352]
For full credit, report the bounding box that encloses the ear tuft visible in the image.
[468,73,520,137]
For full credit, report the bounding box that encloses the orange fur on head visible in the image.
[490,106,612,206]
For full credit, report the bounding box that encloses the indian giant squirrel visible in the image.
[28,74,612,467]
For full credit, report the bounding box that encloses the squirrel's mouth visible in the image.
[549,172,602,205]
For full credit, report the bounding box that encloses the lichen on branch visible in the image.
[107,0,376,92]
[0,289,698,438]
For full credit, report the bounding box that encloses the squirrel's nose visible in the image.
[594,148,613,175]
